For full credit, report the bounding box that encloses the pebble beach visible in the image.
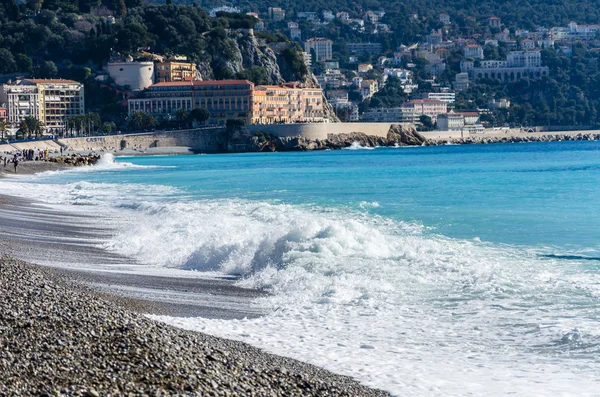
[0,256,389,396]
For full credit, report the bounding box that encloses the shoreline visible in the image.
[0,256,389,396]
[0,189,390,395]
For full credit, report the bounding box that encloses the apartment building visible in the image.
[155,58,198,83]
[463,44,484,59]
[421,92,456,103]
[361,107,415,122]
[268,7,286,21]
[2,79,84,134]
[128,80,254,126]
[401,99,447,121]
[346,42,383,55]
[251,83,324,124]
[304,38,333,62]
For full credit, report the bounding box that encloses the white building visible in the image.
[463,45,484,60]
[107,59,154,91]
[439,13,450,25]
[3,79,84,134]
[454,72,470,91]
[290,28,302,40]
[361,107,415,122]
[421,92,456,103]
[437,112,464,130]
[323,10,335,21]
[461,51,549,82]
[551,21,600,41]
[304,38,333,62]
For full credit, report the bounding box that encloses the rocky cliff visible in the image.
[198,29,339,122]
[227,124,425,152]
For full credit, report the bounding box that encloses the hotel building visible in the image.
[128,80,324,126]
[251,83,324,124]
[2,79,85,134]
[128,80,254,127]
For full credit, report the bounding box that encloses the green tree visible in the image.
[127,111,158,131]
[0,49,17,74]
[15,54,34,74]
[188,108,210,125]
[0,120,8,140]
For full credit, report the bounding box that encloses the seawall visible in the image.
[58,128,227,152]
[246,123,395,140]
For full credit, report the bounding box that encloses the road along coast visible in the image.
[0,256,390,396]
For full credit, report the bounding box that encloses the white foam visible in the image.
[3,173,600,396]
[344,141,376,150]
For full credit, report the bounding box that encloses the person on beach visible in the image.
[13,157,18,173]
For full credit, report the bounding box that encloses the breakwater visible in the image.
[425,132,600,145]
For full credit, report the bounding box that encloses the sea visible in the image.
[4,141,600,396]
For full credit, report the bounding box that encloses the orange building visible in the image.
[129,80,325,126]
[251,83,324,124]
[155,59,198,83]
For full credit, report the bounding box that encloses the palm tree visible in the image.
[0,120,7,141]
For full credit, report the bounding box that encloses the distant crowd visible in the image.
[1,147,63,173]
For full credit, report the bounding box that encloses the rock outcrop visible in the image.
[227,124,425,152]
[425,133,600,145]
[387,124,427,146]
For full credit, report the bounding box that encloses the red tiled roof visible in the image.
[151,80,253,88]
[407,99,446,104]
[26,79,81,84]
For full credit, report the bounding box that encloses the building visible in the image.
[128,80,254,126]
[0,106,6,122]
[336,12,350,22]
[129,80,324,126]
[297,12,317,20]
[463,44,484,60]
[383,68,418,93]
[3,79,84,134]
[209,6,240,17]
[346,42,383,55]
[461,50,549,82]
[439,13,450,25]
[437,112,465,130]
[358,64,373,74]
[488,16,502,28]
[364,11,380,24]
[421,92,456,103]
[521,39,535,50]
[402,99,447,121]
[155,58,197,83]
[359,79,379,98]
[107,57,154,91]
[304,38,333,62]
[323,10,335,21]
[361,107,415,122]
[251,83,324,124]
[268,7,286,21]
[488,98,511,109]
[290,28,302,40]
[551,21,600,41]
[302,52,312,67]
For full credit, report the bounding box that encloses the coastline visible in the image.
[0,188,390,395]
[0,256,389,396]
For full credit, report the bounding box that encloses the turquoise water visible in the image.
[53,141,600,256]
[10,141,600,396]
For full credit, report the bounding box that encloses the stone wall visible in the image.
[246,123,397,140]
[58,128,226,152]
